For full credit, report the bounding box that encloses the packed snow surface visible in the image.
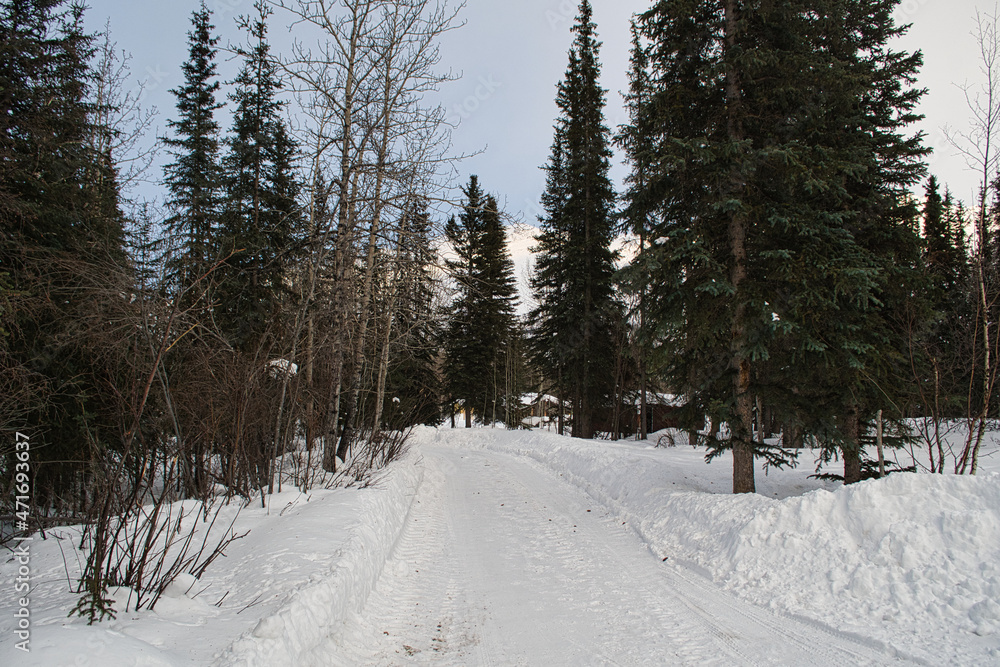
[435,426,1000,665]
[1,426,997,665]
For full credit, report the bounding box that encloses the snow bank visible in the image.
[726,473,1000,632]
[0,450,425,667]
[421,426,1000,664]
[7,623,181,666]
[214,455,424,667]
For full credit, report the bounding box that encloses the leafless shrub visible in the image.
[656,431,678,448]
[71,452,248,623]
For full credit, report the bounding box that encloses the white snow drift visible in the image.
[437,426,1000,665]
[1,425,997,665]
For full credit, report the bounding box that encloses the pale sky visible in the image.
[85,0,989,219]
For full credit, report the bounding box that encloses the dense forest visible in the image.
[1,0,998,620]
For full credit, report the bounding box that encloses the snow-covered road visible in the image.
[3,427,994,665]
[325,441,910,666]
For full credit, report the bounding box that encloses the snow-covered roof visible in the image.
[267,359,299,379]
[631,392,684,408]
[520,393,561,406]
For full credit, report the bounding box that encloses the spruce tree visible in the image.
[527,128,569,420]
[620,21,654,440]
[478,193,520,424]
[444,176,519,427]
[159,1,226,499]
[912,179,970,432]
[443,180,482,428]
[0,0,130,504]
[923,176,948,276]
[806,0,928,483]
[384,198,443,428]
[163,1,223,292]
[530,0,619,439]
[948,195,971,275]
[217,1,300,351]
[922,179,968,344]
[625,0,927,490]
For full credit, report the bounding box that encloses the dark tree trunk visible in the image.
[724,0,755,494]
[732,360,757,494]
[784,422,804,449]
[843,405,863,485]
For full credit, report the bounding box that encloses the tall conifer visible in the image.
[625,0,926,490]
[383,198,442,427]
[914,178,970,427]
[530,0,619,439]
[923,178,969,307]
[217,1,300,351]
[619,20,655,440]
[163,1,223,291]
[0,0,130,502]
[444,176,518,426]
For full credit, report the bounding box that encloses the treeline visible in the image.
[3,0,999,535]
[518,0,998,492]
[621,0,998,489]
[1,0,463,518]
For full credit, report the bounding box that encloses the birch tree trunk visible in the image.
[270,0,459,471]
[946,7,1000,476]
[371,220,406,432]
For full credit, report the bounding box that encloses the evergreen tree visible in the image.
[157,1,227,499]
[948,196,971,272]
[478,193,521,424]
[923,177,947,275]
[527,128,569,418]
[807,0,928,483]
[0,0,130,503]
[384,198,443,428]
[625,0,926,491]
[530,0,620,439]
[912,179,971,430]
[163,1,223,292]
[444,176,519,427]
[923,179,968,316]
[443,182,481,428]
[217,1,300,351]
[620,20,654,439]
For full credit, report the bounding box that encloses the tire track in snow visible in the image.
[459,445,769,666]
[433,445,742,666]
[322,437,916,665]
[472,440,916,667]
[661,565,913,666]
[323,456,483,666]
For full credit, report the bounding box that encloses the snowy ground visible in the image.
[0,459,424,666]
[2,426,998,665]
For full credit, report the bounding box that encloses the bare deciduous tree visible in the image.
[268,0,459,472]
[945,6,1000,475]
